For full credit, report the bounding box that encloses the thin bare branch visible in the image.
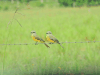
[14,18,22,27]
[7,8,23,28]
[13,8,19,19]
[7,20,11,28]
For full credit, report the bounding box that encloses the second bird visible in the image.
[46,31,64,49]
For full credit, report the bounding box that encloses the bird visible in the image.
[46,31,64,48]
[31,30,50,48]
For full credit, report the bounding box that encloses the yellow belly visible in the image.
[31,36,40,42]
[46,36,55,43]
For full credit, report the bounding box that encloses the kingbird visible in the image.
[31,31,50,48]
[46,31,64,48]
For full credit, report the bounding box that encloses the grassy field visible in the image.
[0,6,100,75]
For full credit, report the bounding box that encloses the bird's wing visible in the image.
[35,35,45,42]
[49,35,59,43]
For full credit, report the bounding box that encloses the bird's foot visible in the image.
[35,42,38,45]
[49,43,54,44]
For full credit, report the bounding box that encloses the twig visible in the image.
[14,18,22,27]
[7,8,23,28]
[7,20,11,28]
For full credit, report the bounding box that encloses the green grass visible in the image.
[0,6,100,75]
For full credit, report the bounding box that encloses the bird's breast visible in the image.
[46,36,55,43]
[31,36,40,42]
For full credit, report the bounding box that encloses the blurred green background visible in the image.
[0,0,100,11]
[0,0,100,75]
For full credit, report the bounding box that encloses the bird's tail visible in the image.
[44,43,50,48]
[58,43,64,49]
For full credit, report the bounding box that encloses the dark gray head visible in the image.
[46,31,52,34]
[31,31,36,34]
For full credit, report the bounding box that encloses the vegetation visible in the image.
[0,1,59,11]
[0,0,100,11]
[0,6,100,75]
[58,0,100,7]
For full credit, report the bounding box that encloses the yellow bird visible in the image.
[31,31,50,48]
[46,31,64,48]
